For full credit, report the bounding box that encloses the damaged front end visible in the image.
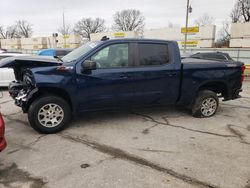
[0,56,62,112]
[9,71,38,112]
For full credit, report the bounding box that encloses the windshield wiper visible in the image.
[54,56,63,62]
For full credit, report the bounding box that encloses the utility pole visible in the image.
[62,8,66,48]
[184,0,190,53]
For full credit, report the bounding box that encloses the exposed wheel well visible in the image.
[198,82,229,98]
[25,87,73,113]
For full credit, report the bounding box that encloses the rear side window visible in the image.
[202,54,226,60]
[138,43,170,66]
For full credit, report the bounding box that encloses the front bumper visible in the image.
[8,81,38,113]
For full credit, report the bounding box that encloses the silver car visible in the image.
[0,53,29,87]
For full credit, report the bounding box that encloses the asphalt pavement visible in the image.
[0,80,250,188]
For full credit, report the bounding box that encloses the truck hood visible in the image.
[0,56,62,68]
[0,56,63,81]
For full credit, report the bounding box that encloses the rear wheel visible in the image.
[192,90,219,118]
[28,95,71,134]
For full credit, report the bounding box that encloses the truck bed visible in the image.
[178,57,244,105]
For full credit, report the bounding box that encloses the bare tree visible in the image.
[74,18,106,39]
[58,24,72,36]
[0,26,10,39]
[194,13,215,26]
[0,25,19,39]
[0,26,5,39]
[0,20,32,39]
[230,0,250,23]
[241,0,250,22]
[216,21,231,47]
[231,2,242,23]
[16,20,33,38]
[112,9,145,34]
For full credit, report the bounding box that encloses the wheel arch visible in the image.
[198,81,229,98]
[25,87,74,113]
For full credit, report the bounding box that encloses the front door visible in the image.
[76,42,134,112]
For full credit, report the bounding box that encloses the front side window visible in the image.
[138,43,170,66]
[91,43,129,69]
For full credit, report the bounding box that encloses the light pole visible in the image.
[184,0,192,53]
[62,8,66,48]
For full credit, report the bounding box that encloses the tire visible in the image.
[192,90,219,118]
[28,95,71,134]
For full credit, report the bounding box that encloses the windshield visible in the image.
[62,41,100,63]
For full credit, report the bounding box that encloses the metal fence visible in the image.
[10,47,250,65]
[9,49,39,55]
[180,48,250,65]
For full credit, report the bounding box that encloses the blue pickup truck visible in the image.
[0,39,245,133]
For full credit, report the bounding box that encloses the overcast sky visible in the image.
[0,0,237,37]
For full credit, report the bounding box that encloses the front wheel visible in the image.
[192,90,219,118]
[28,95,72,134]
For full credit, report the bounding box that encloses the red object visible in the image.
[241,65,246,83]
[0,113,7,152]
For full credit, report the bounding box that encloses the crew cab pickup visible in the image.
[0,39,245,134]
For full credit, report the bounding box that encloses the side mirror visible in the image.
[81,60,96,73]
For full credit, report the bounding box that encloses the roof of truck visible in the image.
[97,38,176,43]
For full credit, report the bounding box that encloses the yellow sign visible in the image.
[181,41,198,45]
[64,44,70,48]
[181,40,198,47]
[181,27,199,34]
[245,65,250,76]
[114,32,125,38]
[63,35,70,39]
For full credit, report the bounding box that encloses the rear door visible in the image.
[132,42,180,106]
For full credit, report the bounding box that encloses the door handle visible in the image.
[168,72,177,77]
[119,74,131,79]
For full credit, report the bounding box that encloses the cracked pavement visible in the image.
[0,80,250,188]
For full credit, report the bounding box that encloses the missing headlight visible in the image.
[23,72,35,86]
